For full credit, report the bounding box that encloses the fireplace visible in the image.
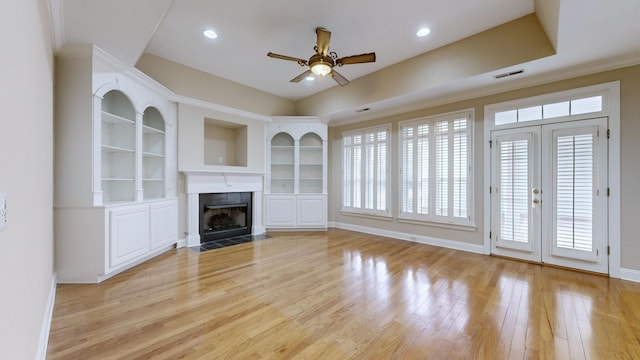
[183,170,264,248]
[199,192,252,243]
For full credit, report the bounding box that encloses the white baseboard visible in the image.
[331,222,484,254]
[620,268,640,283]
[36,274,57,360]
[176,238,187,248]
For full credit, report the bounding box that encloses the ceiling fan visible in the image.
[267,27,376,86]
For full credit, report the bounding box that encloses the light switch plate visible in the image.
[0,193,6,231]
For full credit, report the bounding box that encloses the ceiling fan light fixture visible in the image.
[310,62,332,76]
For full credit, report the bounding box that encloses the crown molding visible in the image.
[47,0,65,54]
[171,95,272,123]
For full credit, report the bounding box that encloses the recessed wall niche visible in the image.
[203,117,248,167]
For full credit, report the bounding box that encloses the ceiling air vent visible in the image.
[494,69,524,79]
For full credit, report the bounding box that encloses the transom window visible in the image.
[342,124,390,216]
[494,96,603,125]
[399,110,474,226]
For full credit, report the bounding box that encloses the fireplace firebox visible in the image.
[199,192,252,243]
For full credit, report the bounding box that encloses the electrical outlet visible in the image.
[0,193,6,231]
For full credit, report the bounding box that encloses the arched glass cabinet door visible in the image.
[142,107,166,200]
[298,132,323,194]
[101,90,136,203]
[270,132,295,194]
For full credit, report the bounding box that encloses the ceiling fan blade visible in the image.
[316,28,331,56]
[290,69,312,83]
[331,69,350,86]
[336,52,376,66]
[267,52,308,65]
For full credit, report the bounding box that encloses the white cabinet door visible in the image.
[297,196,327,227]
[109,205,149,269]
[265,196,296,228]
[149,200,178,250]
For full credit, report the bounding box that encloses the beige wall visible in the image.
[204,125,238,166]
[329,65,640,271]
[136,54,296,116]
[297,14,555,118]
[0,0,55,358]
[177,104,265,173]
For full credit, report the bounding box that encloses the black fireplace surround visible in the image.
[199,192,252,243]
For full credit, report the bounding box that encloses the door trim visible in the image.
[483,81,620,277]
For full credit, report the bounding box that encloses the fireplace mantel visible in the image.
[182,170,264,247]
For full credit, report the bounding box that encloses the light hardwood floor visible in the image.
[48,229,640,359]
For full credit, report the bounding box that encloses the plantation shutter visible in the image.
[435,120,449,216]
[453,118,468,218]
[342,126,390,215]
[554,131,595,252]
[399,111,471,225]
[401,126,414,213]
[498,137,530,244]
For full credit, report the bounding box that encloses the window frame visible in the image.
[341,124,392,218]
[397,109,475,228]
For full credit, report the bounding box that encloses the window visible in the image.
[342,125,390,216]
[493,95,603,125]
[399,110,473,226]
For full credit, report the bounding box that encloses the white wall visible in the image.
[0,0,55,358]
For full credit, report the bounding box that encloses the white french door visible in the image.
[491,118,608,273]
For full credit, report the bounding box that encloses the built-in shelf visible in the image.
[143,125,164,135]
[102,145,134,153]
[143,107,165,201]
[101,111,135,125]
[265,120,327,229]
[143,152,164,158]
[54,52,178,284]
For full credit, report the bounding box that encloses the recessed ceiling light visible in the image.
[203,29,218,39]
[305,75,315,81]
[416,27,431,37]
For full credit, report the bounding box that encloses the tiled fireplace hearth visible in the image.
[183,171,264,247]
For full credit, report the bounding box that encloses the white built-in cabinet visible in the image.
[55,47,178,283]
[265,118,327,229]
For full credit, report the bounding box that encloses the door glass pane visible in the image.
[499,139,529,243]
[555,133,594,251]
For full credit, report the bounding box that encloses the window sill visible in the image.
[340,210,393,222]
[397,216,477,232]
